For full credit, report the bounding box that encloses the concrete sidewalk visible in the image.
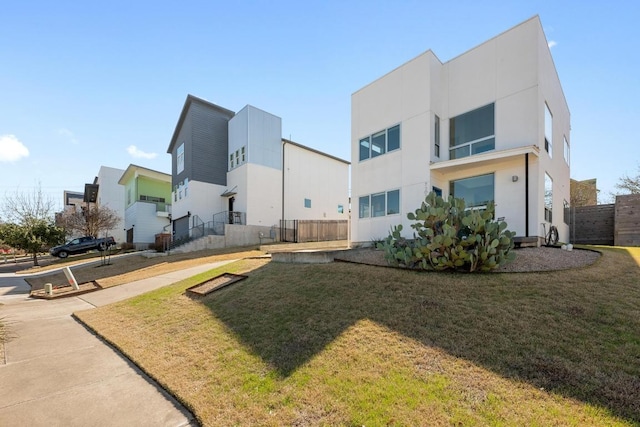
[0,260,234,426]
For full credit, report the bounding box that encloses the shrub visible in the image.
[378,192,516,272]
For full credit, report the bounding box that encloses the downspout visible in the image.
[282,140,286,241]
[525,153,529,236]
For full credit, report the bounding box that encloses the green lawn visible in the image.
[75,247,640,426]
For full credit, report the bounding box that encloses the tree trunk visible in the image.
[32,251,39,267]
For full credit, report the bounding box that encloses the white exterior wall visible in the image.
[171,179,227,224]
[97,166,125,243]
[351,16,570,244]
[123,202,171,245]
[283,143,349,221]
[245,163,282,226]
[229,105,282,170]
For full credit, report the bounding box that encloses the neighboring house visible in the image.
[118,164,172,249]
[63,190,84,211]
[94,166,126,243]
[351,16,571,245]
[167,95,349,245]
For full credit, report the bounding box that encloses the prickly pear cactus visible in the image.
[379,191,516,272]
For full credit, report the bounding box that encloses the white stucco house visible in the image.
[118,164,172,249]
[167,95,349,247]
[351,15,571,246]
[94,166,126,244]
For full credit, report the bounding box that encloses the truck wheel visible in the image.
[98,243,107,251]
[58,251,69,259]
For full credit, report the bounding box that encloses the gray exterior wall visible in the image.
[169,97,234,188]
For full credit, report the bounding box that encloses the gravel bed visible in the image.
[334,246,600,272]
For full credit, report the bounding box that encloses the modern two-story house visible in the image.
[351,15,571,245]
[118,164,172,249]
[167,95,349,245]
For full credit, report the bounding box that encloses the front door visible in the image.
[228,197,235,223]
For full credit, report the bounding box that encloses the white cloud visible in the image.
[57,128,78,144]
[127,145,158,159]
[0,134,30,162]
[548,40,557,49]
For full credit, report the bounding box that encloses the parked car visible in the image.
[49,236,116,258]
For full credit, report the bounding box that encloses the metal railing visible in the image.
[163,211,246,252]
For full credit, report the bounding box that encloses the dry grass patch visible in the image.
[76,247,640,426]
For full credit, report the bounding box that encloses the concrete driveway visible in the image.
[0,261,233,426]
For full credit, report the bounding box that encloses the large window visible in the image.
[449,103,495,160]
[563,136,569,165]
[177,143,185,173]
[359,124,400,161]
[449,173,494,208]
[545,173,553,222]
[545,104,553,158]
[359,190,400,218]
[434,115,440,158]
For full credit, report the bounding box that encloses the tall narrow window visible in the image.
[358,195,370,218]
[371,193,386,217]
[177,143,185,173]
[371,131,386,158]
[545,173,553,222]
[449,104,495,160]
[434,115,440,158]
[241,146,246,162]
[387,190,400,215]
[304,198,311,208]
[545,104,553,158]
[359,137,370,161]
[387,125,400,151]
[563,136,569,165]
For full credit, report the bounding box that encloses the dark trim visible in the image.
[281,138,350,165]
[525,153,529,236]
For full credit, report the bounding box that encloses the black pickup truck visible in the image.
[49,236,116,258]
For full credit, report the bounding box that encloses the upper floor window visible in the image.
[545,103,553,158]
[359,124,400,161]
[563,136,569,165]
[177,143,185,174]
[229,146,247,170]
[449,103,495,160]
[434,115,440,158]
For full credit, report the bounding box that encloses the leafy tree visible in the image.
[57,203,120,238]
[0,220,64,266]
[615,164,640,195]
[570,179,598,207]
[1,186,65,266]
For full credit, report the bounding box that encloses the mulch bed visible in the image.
[186,273,248,297]
[30,281,102,300]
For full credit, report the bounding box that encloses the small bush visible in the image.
[379,192,516,272]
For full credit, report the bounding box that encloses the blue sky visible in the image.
[1,1,638,211]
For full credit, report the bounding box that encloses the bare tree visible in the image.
[58,203,121,238]
[570,179,599,207]
[1,185,65,266]
[615,164,640,195]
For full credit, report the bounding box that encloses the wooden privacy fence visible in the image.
[615,194,640,246]
[571,194,640,246]
[280,220,348,243]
